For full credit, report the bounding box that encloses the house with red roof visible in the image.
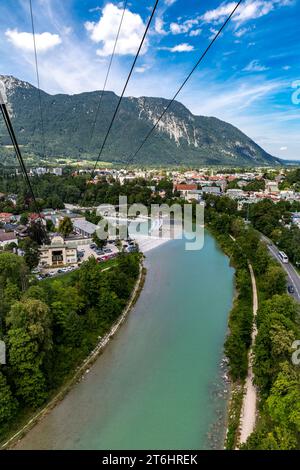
[0,213,13,223]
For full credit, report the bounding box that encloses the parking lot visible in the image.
[78,241,119,262]
[35,241,121,280]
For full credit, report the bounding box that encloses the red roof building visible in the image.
[0,212,13,223]
[175,184,197,192]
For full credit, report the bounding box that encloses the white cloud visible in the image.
[201,2,238,23]
[170,22,189,34]
[85,3,147,56]
[209,28,220,40]
[135,65,150,73]
[5,29,61,53]
[234,27,249,37]
[163,1,293,44]
[159,42,194,52]
[165,0,177,5]
[282,65,291,70]
[201,0,293,25]
[189,29,202,37]
[170,18,199,35]
[170,43,194,52]
[155,17,167,35]
[280,146,288,150]
[243,59,269,72]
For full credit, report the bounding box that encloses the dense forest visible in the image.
[204,194,300,449]
[0,251,141,442]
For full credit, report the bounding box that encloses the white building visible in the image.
[52,167,63,176]
[226,189,245,199]
[39,235,77,268]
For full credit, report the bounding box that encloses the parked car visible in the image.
[288,284,295,294]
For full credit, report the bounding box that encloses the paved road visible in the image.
[260,233,300,302]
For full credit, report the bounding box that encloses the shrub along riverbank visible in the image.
[0,252,141,443]
[204,194,300,450]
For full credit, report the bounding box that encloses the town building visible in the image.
[52,167,63,176]
[185,190,203,202]
[226,188,245,199]
[0,212,13,223]
[73,218,97,238]
[265,181,279,194]
[39,235,77,268]
[174,184,198,198]
[201,186,221,195]
[0,229,18,248]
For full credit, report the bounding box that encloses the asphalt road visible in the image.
[260,233,300,302]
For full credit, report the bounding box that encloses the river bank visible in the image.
[2,261,145,450]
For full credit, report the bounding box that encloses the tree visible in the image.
[46,219,55,232]
[253,295,298,395]
[20,213,28,225]
[7,299,52,353]
[263,265,286,297]
[0,252,28,291]
[23,285,47,303]
[19,238,40,270]
[92,231,106,249]
[85,210,102,225]
[27,220,49,245]
[58,216,73,238]
[230,217,245,238]
[0,371,18,430]
[266,362,300,434]
[7,328,47,407]
[252,244,270,275]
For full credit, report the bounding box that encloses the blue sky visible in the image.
[0,0,299,160]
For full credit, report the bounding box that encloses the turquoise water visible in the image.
[15,232,234,450]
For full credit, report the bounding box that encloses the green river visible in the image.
[15,231,234,450]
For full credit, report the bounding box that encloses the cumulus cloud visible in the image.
[189,29,202,37]
[170,22,188,34]
[243,59,269,72]
[5,29,61,53]
[161,43,194,52]
[234,27,250,37]
[155,17,167,35]
[85,3,147,56]
[163,0,293,42]
[171,43,194,52]
[201,0,293,25]
[201,2,238,23]
[170,18,198,35]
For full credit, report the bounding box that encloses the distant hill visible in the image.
[0,75,281,166]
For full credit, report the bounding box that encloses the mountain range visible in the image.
[0,75,281,167]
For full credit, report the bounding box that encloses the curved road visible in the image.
[260,233,300,302]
